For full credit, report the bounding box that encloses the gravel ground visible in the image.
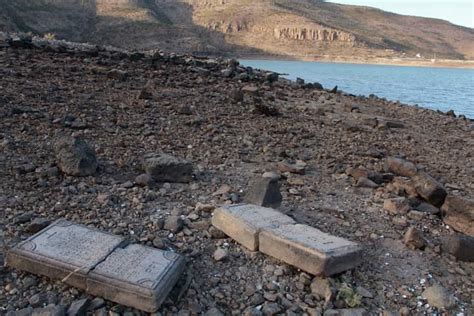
[0,35,473,315]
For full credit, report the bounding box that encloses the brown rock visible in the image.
[277,160,306,175]
[412,172,447,207]
[385,157,417,177]
[442,234,474,262]
[383,198,410,215]
[422,285,455,310]
[441,195,474,236]
[403,227,425,250]
[310,277,334,302]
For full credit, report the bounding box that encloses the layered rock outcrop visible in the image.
[274,27,355,43]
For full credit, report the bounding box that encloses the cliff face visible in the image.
[273,27,355,43]
[0,0,472,60]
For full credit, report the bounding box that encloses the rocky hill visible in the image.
[0,0,473,60]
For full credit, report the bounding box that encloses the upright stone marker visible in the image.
[259,224,363,276]
[212,204,295,251]
[6,219,125,289]
[87,244,185,313]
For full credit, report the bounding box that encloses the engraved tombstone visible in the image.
[87,244,186,312]
[6,219,125,289]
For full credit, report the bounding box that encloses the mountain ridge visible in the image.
[0,0,473,60]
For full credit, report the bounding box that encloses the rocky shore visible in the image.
[0,33,473,315]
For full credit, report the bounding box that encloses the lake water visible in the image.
[240,60,474,118]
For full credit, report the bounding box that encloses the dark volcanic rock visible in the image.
[245,177,283,208]
[143,153,193,183]
[54,136,98,177]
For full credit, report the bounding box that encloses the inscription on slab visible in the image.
[259,224,363,276]
[6,219,125,288]
[212,204,295,251]
[87,244,185,313]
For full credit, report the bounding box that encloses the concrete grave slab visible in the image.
[87,244,185,312]
[212,204,295,251]
[259,224,363,276]
[6,219,125,289]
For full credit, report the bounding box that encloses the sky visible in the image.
[328,0,474,28]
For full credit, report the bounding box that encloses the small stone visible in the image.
[245,177,282,208]
[213,248,228,261]
[135,173,154,187]
[355,177,378,188]
[195,203,215,213]
[29,293,48,308]
[407,210,424,220]
[403,227,425,250]
[261,302,281,315]
[26,218,51,234]
[310,277,334,302]
[384,198,410,215]
[67,298,90,316]
[32,305,67,316]
[355,286,373,298]
[152,237,166,249]
[107,69,128,81]
[88,298,106,311]
[164,216,183,233]
[277,160,306,175]
[414,202,440,215]
[204,307,224,316]
[422,284,455,310]
[262,171,280,181]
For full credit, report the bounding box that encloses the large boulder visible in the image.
[412,172,447,207]
[441,195,474,236]
[54,136,98,176]
[143,153,193,183]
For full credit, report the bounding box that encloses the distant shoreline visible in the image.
[235,54,474,70]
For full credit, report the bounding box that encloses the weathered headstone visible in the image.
[211,204,295,251]
[6,219,125,289]
[87,244,185,313]
[259,224,363,276]
[7,220,185,313]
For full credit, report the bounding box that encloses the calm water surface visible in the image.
[240,60,474,118]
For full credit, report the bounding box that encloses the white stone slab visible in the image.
[87,244,185,312]
[6,219,125,289]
